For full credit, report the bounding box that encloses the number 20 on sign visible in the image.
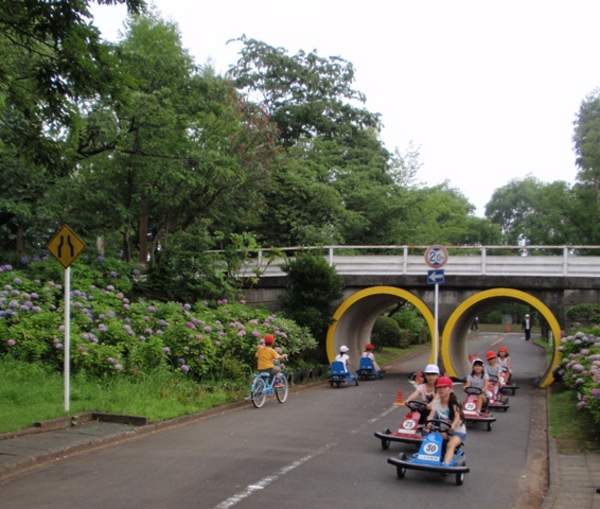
[424,245,448,269]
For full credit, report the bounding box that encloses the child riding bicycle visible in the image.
[255,334,286,386]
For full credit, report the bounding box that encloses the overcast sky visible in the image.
[91,1,600,216]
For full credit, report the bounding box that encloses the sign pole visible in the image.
[64,266,71,412]
[424,245,449,369]
[46,225,85,414]
[434,282,439,365]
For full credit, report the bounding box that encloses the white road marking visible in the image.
[351,405,398,433]
[211,442,337,509]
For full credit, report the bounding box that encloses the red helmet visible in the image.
[365,343,374,350]
[436,376,453,388]
[498,346,508,353]
[486,350,497,360]
[264,334,275,345]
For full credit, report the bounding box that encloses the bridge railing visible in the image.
[229,245,600,278]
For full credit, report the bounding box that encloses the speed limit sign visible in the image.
[425,245,449,269]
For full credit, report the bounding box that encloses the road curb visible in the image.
[539,389,560,509]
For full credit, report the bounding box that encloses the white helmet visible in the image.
[424,364,440,375]
[340,345,349,353]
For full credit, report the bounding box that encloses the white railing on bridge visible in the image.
[235,245,600,278]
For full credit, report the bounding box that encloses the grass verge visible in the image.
[378,344,429,367]
[548,384,600,453]
[0,357,246,434]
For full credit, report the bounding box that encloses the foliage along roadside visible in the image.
[553,329,600,425]
[0,254,317,383]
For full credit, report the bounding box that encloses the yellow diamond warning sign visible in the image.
[47,225,86,268]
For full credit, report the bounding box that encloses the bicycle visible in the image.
[250,371,289,408]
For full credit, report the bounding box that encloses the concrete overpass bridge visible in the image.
[239,245,600,387]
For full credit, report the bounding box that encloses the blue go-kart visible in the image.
[356,357,384,381]
[387,419,469,486]
[329,361,359,388]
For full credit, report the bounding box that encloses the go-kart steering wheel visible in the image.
[488,374,499,383]
[406,400,428,412]
[464,386,482,396]
[501,366,509,372]
[425,419,453,433]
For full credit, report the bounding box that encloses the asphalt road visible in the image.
[0,333,548,509]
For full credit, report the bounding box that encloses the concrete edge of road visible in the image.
[539,390,560,509]
[0,379,328,481]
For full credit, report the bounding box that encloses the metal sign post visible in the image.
[63,267,71,412]
[46,225,86,412]
[424,246,449,367]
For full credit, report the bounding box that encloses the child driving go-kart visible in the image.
[424,376,467,465]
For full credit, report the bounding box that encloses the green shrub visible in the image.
[566,303,600,326]
[0,255,318,383]
[371,316,402,349]
[391,305,426,345]
[553,331,600,424]
[279,252,343,350]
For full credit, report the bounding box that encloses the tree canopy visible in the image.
[0,3,594,300]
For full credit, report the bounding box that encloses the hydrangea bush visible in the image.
[0,254,317,383]
[554,330,600,423]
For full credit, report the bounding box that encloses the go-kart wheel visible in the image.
[381,438,390,450]
[396,453,407,479]
[487,421,493,431]
[456,458,466,486]
[336,382,341,388]
[355,379,359,386]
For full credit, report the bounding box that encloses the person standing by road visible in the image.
[522,314,532,341]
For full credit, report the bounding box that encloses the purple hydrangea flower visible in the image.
[7,339,15,347]
[181,365,189,373]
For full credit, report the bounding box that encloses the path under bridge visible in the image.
[239,245,600,387]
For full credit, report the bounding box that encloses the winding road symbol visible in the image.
[47,225,85,268]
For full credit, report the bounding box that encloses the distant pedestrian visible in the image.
[522,314,532,341]
[471,316,479,332]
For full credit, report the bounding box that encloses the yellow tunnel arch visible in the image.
[326,286,436,366]
[441,288,561,387]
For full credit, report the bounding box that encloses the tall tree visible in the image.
[485,177,579,246]
[227,37,381,147]
[0,0,145,254]
[52,13,280,263]
[573,89,600,199]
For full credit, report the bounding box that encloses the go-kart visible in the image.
[374,400,428,449]
[462,387,496,431]
[487,375,509,411]
[387,419,469,486]
[499,366,519,396]
[329,361,358,388]
[356,357,384,380]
